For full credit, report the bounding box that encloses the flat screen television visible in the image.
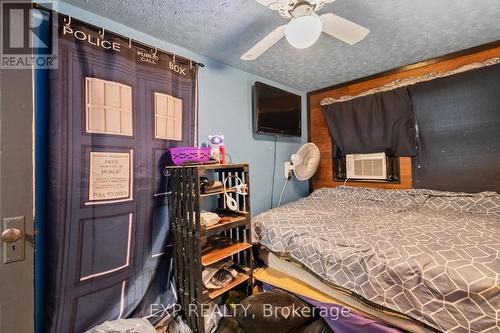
[253,81,302,137]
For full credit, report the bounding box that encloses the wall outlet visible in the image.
[284,161,294,179]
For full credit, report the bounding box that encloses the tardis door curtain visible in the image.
[45,15,198,333]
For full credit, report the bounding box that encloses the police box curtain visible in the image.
[321,88,417,157]
[45,15,198,333]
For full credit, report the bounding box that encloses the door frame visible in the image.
[0,66,35,332]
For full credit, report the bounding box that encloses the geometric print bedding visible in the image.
[252,186,500,332]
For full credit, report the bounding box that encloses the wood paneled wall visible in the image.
[308,43,500,191]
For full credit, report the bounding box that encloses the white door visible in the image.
[0,67,35,331]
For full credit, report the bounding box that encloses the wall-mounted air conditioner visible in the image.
[346,153,387,180]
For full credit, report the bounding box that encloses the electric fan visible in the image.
[278,143,320,206]
[241,0,370,61]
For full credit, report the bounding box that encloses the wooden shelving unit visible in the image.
[204,211,250,236]
[201,237,252,266]
[168,163,253,333]
[208,273,250,300]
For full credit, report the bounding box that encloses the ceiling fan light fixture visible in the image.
[240,0,370,61]
[284,14,322,49]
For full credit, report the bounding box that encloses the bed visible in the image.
[252,186,500,332]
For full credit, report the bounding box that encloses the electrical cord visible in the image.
[223,175,246,211]
[277,177,289,207]
[270,135,277,209]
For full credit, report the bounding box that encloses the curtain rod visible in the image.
[320,56,500,105]
[33,3,205,68]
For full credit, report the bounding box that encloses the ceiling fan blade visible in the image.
[255,0,293,17]
[310,0,336,11]
[241,25,285,61]
[320,13,369,45]
[255,0,287,10]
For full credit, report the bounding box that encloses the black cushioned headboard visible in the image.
[408,63,500,193]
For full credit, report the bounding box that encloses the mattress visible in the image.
[257,249,435,333]
[252,186,500,332]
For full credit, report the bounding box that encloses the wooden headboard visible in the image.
[308,42,500,191]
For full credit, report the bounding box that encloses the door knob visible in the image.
[1,228,23,243]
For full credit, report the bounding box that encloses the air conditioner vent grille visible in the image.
[347,153,387,180]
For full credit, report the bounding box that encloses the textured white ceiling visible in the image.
[62,0,500,91]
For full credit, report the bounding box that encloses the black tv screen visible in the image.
[253,82,302,137]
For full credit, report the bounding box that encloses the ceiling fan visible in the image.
[241,0,370,61]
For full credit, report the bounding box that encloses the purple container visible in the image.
[169,147,212,165]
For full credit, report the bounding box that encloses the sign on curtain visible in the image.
[45,15,198,333]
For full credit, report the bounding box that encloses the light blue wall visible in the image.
[197,64,308,214]
[54,2,309,215]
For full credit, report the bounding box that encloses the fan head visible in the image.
[285,143,320,181]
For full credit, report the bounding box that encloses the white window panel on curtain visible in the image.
[154,92,182,141]
[85,77,133,136]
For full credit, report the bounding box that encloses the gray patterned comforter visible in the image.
[252,186,500,332]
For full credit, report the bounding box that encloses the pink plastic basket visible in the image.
[169,147,211,165]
